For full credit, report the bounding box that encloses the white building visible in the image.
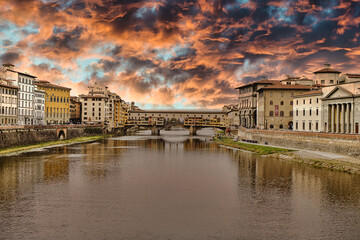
[0,78,18,125]
[293,90,323,132]
[34,86,45,125]
[1,63,36,125]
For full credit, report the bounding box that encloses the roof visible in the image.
[257,85,314,91]
[293,90,323,98]
[344,73,360,78]
[79,94,107,98]
[7,69,37,78]
[0,83,18,89]
[314,67,341,74]
[36,80,71,90]
[235,79,280,89]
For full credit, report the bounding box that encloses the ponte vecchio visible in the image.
[126,110,227,135]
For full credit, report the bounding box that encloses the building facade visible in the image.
[34,86,45,125]
[313,64,341,85]
[293,90,323,132]
[1,63,37,125]
[0,78,18,125]
[321,82,360,134]
[70,96,82,124]
[257,85,314,130]
[36,80,71,124]
[236,79,280,129]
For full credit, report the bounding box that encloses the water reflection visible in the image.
[0,131,359,239]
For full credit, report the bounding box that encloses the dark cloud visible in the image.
[0,51,21,63]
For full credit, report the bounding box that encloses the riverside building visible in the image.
[1,63,37,125]
[257,85,314,130]
[236,79,281,129]
[293,90,323,132]
[34,86,45,125]
[36,80,71,124]
[0,78,18,125]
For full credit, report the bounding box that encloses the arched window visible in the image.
[289,111,293,117]
[269,111,274,116]
[280,111,284,117]
[280,101,284,105]
[269,124,274,129]
[270,101,273,105]
[279,124,284,129]
[290,101,293,105]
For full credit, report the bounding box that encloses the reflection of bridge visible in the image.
[126,110,227,135]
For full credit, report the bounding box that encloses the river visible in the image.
[0,128,360,239]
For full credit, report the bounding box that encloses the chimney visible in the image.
[2,63,15,70]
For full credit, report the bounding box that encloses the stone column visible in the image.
[341,103,345,133]
[337,104,341,133]
[330,104,332,132]
[349,103,353,134]
[332,104,336,133]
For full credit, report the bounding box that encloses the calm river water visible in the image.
[0,128,360,240]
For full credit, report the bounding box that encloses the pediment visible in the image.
[323,86,353,99]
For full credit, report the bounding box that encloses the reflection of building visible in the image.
[34,86,45,125]
[70,96,82,124]
[36,80,71,124]
[0,78,18,125]
[43,154,69,181]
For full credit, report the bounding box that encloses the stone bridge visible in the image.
[126,110,227,135]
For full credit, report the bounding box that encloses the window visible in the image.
[270,101,273,105]
[303,121,305,130]
[330,80,334,84]
[316,109,319,116]
[321,80,325,84]
[316,98,319,103]
[303,99,305,104]
[309,122,312,130]
[296,110,298,116]
[280,101,284,105]
[316,122,319,131]
[309,109,312,116]
[309,99,312,104]
[269,111,274,116]
[269,124,274,129]
[303,109,305,116]
[280,111,284,117]
[290,101,293,105]
[289,111,293,117]
[281,92,284,97]
[279,124,283,129]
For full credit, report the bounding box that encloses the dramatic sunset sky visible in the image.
[1,0,360,109]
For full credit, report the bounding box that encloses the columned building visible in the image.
[321,84,360,134]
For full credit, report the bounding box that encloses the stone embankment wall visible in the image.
[0,125,104,149]
[238,128,360,158]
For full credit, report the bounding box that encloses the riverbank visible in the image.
[0,135,110,157]
[215,137,360,175]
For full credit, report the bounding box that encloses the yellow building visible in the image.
[36,80,71,124]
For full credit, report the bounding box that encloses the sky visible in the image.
[1,0,360,109]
